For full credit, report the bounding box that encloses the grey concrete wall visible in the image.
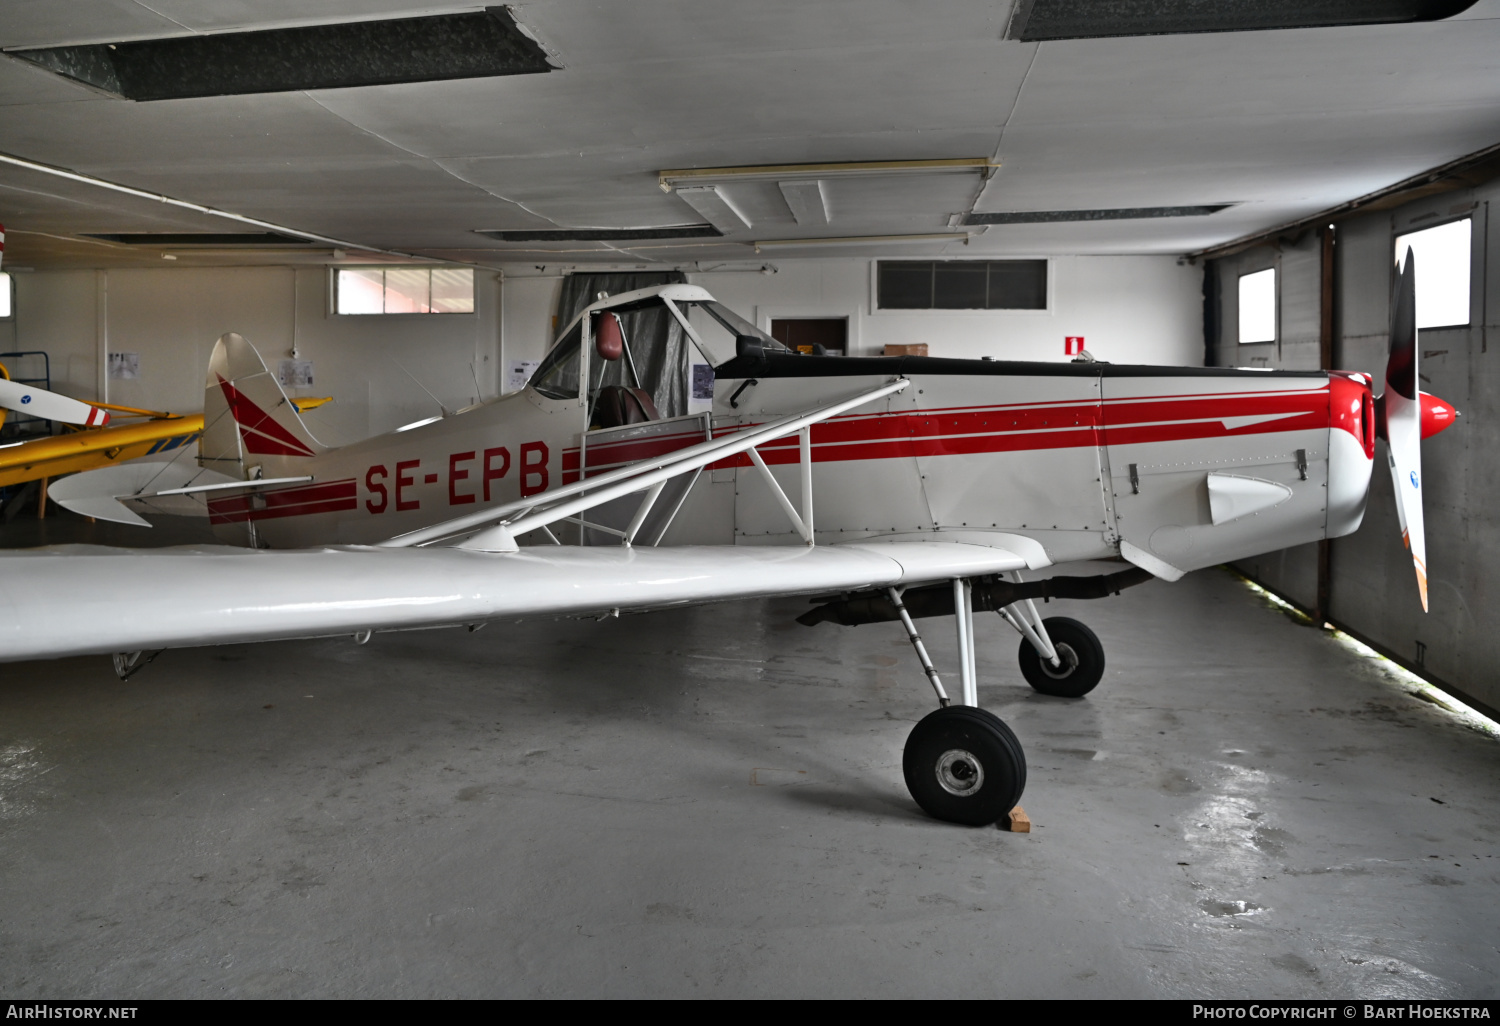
[1208,185,1499,713]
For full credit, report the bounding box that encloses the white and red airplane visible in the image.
[6,255,1455,826]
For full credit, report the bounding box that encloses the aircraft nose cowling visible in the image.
[1419,392,1458,440]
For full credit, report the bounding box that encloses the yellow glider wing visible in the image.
[0,397,331,488]
[0,415,203,488]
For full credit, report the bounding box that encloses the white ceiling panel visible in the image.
[0,1,1496,268]
[0,0,185,48]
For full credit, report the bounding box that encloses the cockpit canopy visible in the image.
[528,287,788,424]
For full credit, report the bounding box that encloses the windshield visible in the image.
[691,301,787,355]
[530,322,582,400]
[677,300,791,366]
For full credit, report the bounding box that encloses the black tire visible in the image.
[1018,616,1105,698]
[902,706,1027,826]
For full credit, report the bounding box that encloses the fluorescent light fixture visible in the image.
[478,226,719,242]
[674,187,753,232]
[659,158,997,194]
[753,233,969,252]
[1008,0,1478,41]
[965,205,1230,225]
[85,232,312,246]
[779,181,830,225]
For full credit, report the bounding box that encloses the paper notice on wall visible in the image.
[107,352,139,380]
[689,362,714,413]
[277,359,314,388]
[507,359,541,392]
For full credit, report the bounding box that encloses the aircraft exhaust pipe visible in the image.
[797,567,1153,627]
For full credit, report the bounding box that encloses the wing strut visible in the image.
[381,377,909,552]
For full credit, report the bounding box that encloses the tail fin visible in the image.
[200,333,324,476]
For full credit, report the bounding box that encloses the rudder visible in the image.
[200,333,325,477]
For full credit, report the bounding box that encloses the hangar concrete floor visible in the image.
[1,516,1497,998]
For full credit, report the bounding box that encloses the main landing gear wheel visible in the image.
[903,706,1027,826]
[1018,616,1104,698]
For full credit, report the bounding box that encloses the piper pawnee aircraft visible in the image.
[5,256,1456,826]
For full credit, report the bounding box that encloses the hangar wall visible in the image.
[0,267,502,444]
[499,255,1204,380]
[1207,186,1498,714]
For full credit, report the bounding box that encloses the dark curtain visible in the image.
[555,271,689,418]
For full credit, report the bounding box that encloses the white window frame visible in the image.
[756,308,859,354]
[331,265,476,316]
[1394,215,1472,330]
[868,258,1054,317]
[1237,266,1277,344]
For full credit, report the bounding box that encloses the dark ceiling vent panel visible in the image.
[10,8,553,101]
[1007,0,1478,41]
[965,206,1230,225]
[478,226,722,242]
[85,232,312,245]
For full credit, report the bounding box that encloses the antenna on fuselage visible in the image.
[390,358,453,418]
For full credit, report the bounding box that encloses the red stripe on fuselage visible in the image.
[207,479,357,524]
[559,388,1329,478]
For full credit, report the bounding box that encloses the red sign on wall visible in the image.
[1065,336,1085,355]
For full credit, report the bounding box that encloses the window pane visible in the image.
[933,262,988,309]
[384,268,430,313]
[1238,268,1276,343]
[336,268,384,314]
[0,273,11,318]
[879,262,932,308]
[430,268,475,313]
[987,260,1047,309]
[530,323,582,400]
[1395,218,1471,329]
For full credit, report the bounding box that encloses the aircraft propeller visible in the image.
[1374,249,1458,612]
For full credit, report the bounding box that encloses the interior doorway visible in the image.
[769,318,847,356]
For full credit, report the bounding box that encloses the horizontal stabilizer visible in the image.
[49,460,239,525]
[52,495,152,527]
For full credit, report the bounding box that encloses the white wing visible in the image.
[0,540,1030,663]
[0,378,110,426]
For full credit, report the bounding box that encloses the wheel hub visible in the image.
[935,748,985,796]
[1039,641,1080,680]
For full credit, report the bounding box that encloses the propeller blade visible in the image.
[1385,248,1427,611]
[0,378,110,427]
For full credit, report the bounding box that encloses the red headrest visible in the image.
[594,314,623,361]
